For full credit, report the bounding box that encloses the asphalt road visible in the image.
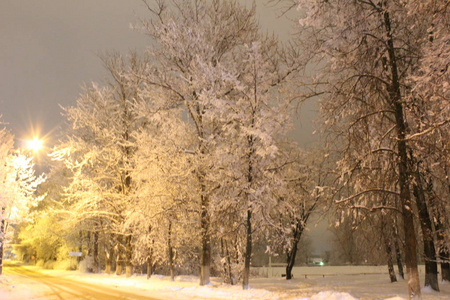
[3,262,162,300]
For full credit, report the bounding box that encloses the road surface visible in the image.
[2,262,162,300]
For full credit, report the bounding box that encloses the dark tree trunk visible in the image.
[383,9,421,298]
[147,234,154,279]
[168,221,175,281]
[382,217,397,283]
[398,165,421,298]
[243,132,256,290]
[427,179,450,282]
[285,244,297,280]
[241,126,258,291]
[87,231,91,257]
[394,237,405,280]
[200,190,211,286]
[242,209,252,290]
[385,238,397,283]
[413,169,439,291]
[125,234,133,278]
[146,252,153,279]
[77,230,83,266]
[225,240,234,285]
[115,235,123,276]
[440,249,450,282]
[220,238,234,284]
[147,225,155,279]
[434,216,450,282]
[286,219,305,280]
[86,231,93,272]
[93,230,100,273]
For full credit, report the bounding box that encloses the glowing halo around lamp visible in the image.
[26,138,44,152]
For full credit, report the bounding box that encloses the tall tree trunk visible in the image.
[146,252,153,279]
[399,178,421,299]
[168,220,175,281]
[439,247,450,282]
[435,219,450,281]
[242,209,252,290]
[394,237,405,280]
[200,188,211,286]
[105,242,112,274]
[387,245,397,283]
[435,221,450,281]
[146,225,155,280]
[383,9,421,298]
[87,231,93,272]
[221,239,234,285]
[286,221,304,280]
[147,235,154,279]
[384,237,397,283]
[125,234,133,278]
[382,217,397,283]
[93,230,100,273]
[392,223,405,280]
[413,168,439,291]
[115,235,123,276]
[427,180,450,282]
[243,132,256,290]
[78,230,83,266]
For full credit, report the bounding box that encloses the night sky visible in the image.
[1,0,316,147]
[1,0,328,250]
[1,0,148,146]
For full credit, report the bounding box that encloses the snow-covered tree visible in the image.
[212,39,299,289]
[138,0,261,285]
[405,0,450,283]
[52,53,148,277]
[0,125,45,275]
[268,145,329,280]
[137,0,303,287]
[292,0,450,297]
[128,96,199,280]
[16,159,78,271]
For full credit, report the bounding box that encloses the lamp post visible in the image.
[26,138,44,153]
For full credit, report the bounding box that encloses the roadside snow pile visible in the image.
[174,285,283,300]
[296,291,357,300]
[311,291,356,300]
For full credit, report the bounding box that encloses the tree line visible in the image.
[2,1,448,299]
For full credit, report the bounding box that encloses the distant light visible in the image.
[319,261,324,266]
[27,138,43,152]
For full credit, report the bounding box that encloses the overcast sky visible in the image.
[1,0,148,145]
[1,0,317,147]
[0,0,328,252]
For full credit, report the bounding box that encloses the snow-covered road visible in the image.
[1,262,162,300]
[1,262,449,299]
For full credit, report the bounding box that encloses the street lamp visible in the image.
[26,138,43,153]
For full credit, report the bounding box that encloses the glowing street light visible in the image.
[26,138,44,153]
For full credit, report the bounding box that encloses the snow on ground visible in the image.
[1,263,449,299]
[0,270,54,300]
